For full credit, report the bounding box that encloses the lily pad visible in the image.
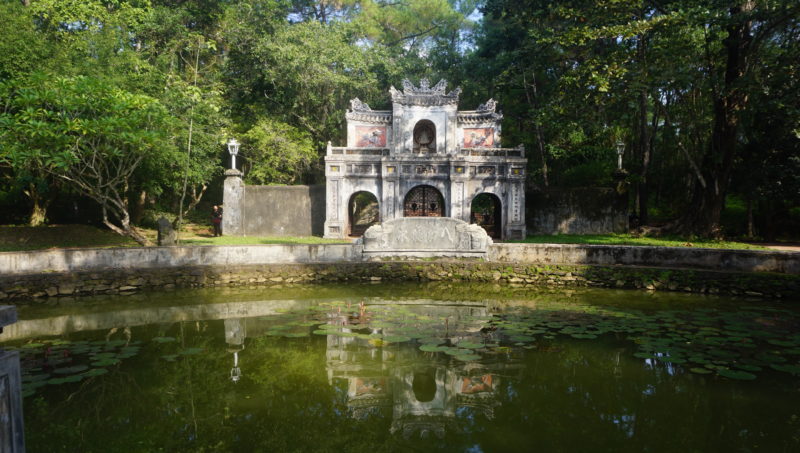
[689,367,713,374]
[54,365,89,375]
[717,369,757,380]
[152,337,177,343]
[770,364,800,375]
[91,358,121,366]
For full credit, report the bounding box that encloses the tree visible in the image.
[241,117,317,185]
[0,74,173,244]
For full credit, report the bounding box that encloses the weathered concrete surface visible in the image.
[1,243,798,277]
[0,244,357,275]
[527,188,627,235]
[489,243,800,274]
[363,217,491,258]
[243,185,325,236]
[223,170,245,236]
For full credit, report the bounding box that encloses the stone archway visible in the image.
[470,193,502,239]
[348,191,379,237]
[404,185,444,217]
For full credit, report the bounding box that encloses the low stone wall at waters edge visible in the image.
[0,243,798,301]
[0,244,358,276]
[489,243,800,274]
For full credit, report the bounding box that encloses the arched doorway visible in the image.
[470,193,502,239]
[404,185,444,217]
[348,191,379,237]
[412,120,436,153]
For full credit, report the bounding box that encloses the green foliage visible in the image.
[0,73,173,242]
[241,117,317,184]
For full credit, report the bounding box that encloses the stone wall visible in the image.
[1,243,798,301]
[489,243,800,274]
[0,244,357,275]
[527,188,628,235]
[242,185,325,236]
[1,262,797,302]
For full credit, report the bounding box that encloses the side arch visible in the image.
[347,191,379,237]
[470,192,502,239]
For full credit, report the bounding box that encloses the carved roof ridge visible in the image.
[389,78,461,106]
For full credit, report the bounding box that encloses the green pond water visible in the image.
[3,283,800,452]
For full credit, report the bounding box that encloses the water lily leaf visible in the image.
[770,364,800,375]
[571,334,598,339]
[690,367,712,374]
[383,335,411,343]
[312,330,330,335]
[22,374,49,383]
[179,348,203,355]
[283,332,309,338]
[91,358,121,366]
[457,342,485,349]
[81,368,109,377]
[152,337,177,343]
[54,365,89,375]
[454,353,481,361]
[21,343,45,349]
[161,355,179,362]
[717,369,756,380]
[734,364,762,372]
[419,344,442,352]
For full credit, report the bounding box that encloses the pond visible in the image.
[3,283,800,452]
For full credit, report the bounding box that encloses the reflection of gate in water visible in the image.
[403,186,444,217]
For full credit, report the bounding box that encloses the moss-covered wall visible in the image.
[527,188,628,234]
[1,261,796,302]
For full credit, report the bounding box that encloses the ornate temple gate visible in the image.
[403,185,444,217]
[323,78,527,240]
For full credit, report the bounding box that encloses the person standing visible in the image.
[211,205,223,237]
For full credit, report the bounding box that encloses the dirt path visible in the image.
[754,243,800,252]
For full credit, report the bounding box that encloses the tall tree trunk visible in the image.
[523,70,549,187]
[674,3,753,237]
[635,26,651,225]
[24,183,49,226]
[131,190,147,225]
[175,40,201,238]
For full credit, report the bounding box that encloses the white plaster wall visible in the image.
[397,105,457,154]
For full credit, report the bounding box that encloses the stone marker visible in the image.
[362,217,491,259]
[157,216,177,246]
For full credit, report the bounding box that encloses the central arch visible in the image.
[403,185,444,217]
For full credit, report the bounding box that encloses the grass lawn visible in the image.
[513,233,767,250]
[0,224,348,252]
